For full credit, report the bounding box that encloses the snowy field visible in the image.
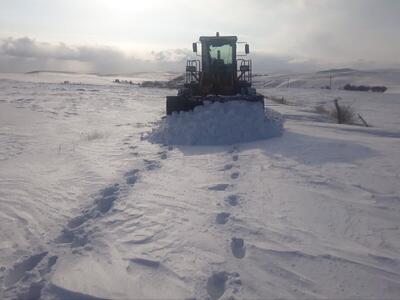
[1,72,400,299]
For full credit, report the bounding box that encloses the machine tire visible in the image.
[166,96,182,115]
[166,96,202,115]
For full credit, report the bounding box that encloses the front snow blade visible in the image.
[166,96,202,115]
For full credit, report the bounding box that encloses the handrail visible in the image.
[237,59,252,85]
[186,60,201,84]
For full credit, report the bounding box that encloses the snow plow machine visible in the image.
[166,33,264,115]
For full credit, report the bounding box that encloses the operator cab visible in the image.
[200,35,236,73]
[187,32,251,96]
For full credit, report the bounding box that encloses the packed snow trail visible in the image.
[1,73,400,299]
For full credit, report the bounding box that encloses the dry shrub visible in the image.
[332,99,356,124]
[314,101,357,125]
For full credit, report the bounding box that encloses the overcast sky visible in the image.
[1,0,399,73]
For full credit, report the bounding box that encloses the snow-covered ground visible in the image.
[1,71,400,299]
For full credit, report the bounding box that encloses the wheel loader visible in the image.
[166,33,264,115]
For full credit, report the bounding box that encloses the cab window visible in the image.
[209,43,233,65]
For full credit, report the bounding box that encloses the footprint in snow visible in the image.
[95,184,120,213]
[67,215,88,229]
[216,212,230,224]
[3,252,58,299]
[230,172,240,180]
[232,154,239,162]
[226,195,239,206]
[158,151,167,160]
[54,228,88,248]
[231,238,246,259]
[125,169,139,185]
[143,159,160,171]
[55,228,76,244]
[220,163,233,171]
[206,272,227,300]
[208,184,231,191]
[129,258,160,268]
[4,252,48,287]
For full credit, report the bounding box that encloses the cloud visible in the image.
[1,35,396,74]
[0,37,150,73]
[0,36,323,73]
[2,37,74,60]
[150,49,191,62]
[0,37,195,73]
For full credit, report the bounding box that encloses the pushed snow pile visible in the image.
[148,101,284,145]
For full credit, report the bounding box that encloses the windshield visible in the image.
[209,43,233,65]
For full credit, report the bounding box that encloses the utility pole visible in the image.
[329,73,332,90]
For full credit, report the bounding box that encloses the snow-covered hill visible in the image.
[1,72,400,299]
[254,68,400,93]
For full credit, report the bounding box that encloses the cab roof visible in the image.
[199,35,238,43]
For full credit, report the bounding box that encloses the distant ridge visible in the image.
[25,70,80,74]
[317,68,356,74]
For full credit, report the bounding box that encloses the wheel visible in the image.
[166,96,181,115]
[166,96,202,115]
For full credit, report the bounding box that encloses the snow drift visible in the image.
[147,101,284,145]
[2,72,400,299]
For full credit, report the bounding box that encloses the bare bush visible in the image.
[344,83,387,93]
[314,100,369,126]
[332,98,356,124]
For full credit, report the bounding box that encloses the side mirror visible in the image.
[245,44,250,54]
[192,42,197,53]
